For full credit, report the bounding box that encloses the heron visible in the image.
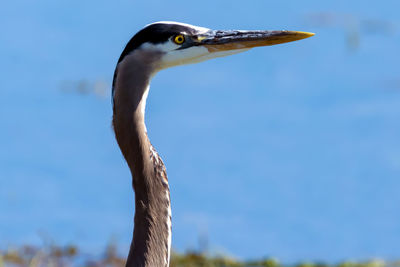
[111,21,314,267]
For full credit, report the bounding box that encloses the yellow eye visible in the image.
[173,34,185,45]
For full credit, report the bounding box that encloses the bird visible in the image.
[111,21,314,267]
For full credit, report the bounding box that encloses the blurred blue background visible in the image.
[1,0,400,263]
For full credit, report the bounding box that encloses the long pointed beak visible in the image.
[196,30,314,52]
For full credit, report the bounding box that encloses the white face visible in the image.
[141,41,249,70]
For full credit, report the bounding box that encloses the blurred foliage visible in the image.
[0,244,399,267]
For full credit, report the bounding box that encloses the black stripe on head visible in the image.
[117,22,200,64]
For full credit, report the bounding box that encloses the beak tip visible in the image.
[297,31,315,39]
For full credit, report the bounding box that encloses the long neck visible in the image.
[112,54,171,267]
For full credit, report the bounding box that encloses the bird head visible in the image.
[116,21,314,71]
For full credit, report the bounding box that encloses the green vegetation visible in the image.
[0,244,398,267]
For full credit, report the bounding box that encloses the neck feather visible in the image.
[112,52,171,267]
